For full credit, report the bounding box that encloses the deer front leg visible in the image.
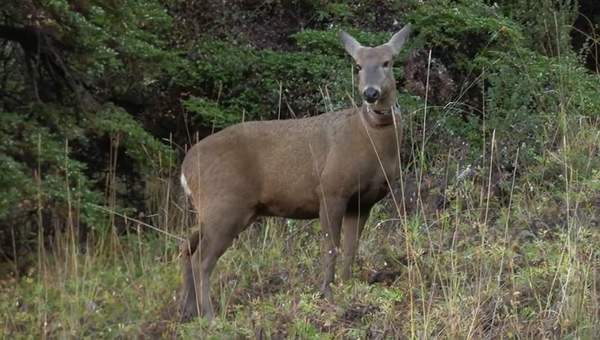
[319,197,346,300]
[341,207,371,281]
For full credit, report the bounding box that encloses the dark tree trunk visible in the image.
[0,24,99,108]
[572,0,600,72]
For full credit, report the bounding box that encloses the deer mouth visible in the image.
[365,102,390,115]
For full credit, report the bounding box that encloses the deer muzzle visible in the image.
[363,86,380,104]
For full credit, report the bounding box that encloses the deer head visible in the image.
[340,25,412,112]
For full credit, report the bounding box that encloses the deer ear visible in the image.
[339,31,362,60]
[386,24,412,55]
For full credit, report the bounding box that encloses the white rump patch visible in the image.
[180,173,192,196]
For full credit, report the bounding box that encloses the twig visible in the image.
[90,204,185,242]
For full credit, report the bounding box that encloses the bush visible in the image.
[406,0,598,175]
[0,104,174,251]
[180,40,352,125]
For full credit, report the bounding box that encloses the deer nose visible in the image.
[363,87,380,103]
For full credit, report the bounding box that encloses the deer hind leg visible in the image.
[319,197,347,299]
[341,207,371,281]
[180,206,255,321]
[179,229,201,322]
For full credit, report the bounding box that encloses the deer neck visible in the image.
[359,92,397,128]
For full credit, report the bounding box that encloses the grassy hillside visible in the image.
[2,123,598,338]
[1,0,599,338]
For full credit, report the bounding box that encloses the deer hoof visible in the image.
[179,298,198,323]
[319,284,334,301]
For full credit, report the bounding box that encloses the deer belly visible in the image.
[256,194,320,219]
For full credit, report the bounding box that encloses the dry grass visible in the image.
[2,36,600,339]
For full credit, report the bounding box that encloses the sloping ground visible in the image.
[1,0,600,338]
[3,176,599,338]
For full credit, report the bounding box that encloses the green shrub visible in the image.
[94,105,175,176]
[410,0,524,69]
[0,110,104,228]
[0,104,174,236]
[490,0,579,56]
[407,0,598,175]
[183,96,242,128]
[182,40,354,123]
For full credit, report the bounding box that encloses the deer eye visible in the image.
[382,61,390,68]
[356,64,362,71]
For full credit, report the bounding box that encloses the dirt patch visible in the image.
[378,172,449,220]
[227,269,290,307]
[366,269,402,286]
[342,303,379,324]
[254,270,289,295]
[404,49,457,105]
[172,1,411,51]
[138,300,179,339]
[172,0,316,51]
[346,1,411,33]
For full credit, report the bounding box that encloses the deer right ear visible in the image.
[340,31,362,60]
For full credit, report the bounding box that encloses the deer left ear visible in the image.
[386,24,412,55]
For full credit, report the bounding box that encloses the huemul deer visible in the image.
[179,25,412,320]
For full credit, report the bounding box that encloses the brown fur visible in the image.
[179,25,412,321]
